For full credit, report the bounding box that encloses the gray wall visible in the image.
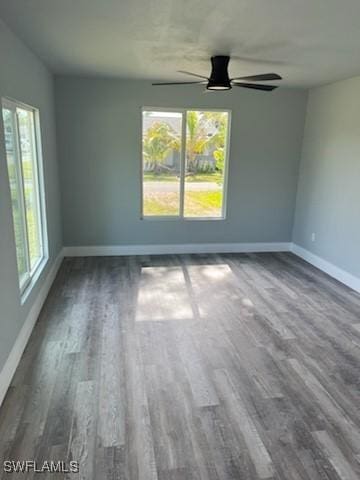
[55,76,307,246]
[293,76,360,278]
[0,21,62,372]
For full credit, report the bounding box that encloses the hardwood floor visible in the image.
[0,253,360,479]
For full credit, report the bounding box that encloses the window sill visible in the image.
[141,216,226,221]
[21,256,49,305]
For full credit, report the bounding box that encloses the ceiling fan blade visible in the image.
[177,70,209,80]
[152,81,206,85]
[232,82,278,91]
[231,73,282,82]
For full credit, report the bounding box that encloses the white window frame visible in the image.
[2,98,48,299]
[140,107,232,221]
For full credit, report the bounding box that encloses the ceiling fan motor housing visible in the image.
[207,56,232,90]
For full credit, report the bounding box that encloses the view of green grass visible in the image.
[8,158,41,278]
[143,190,222,217]
[184,191,222,217]
[9,184,27,279]
[22,159,41,267]
[143,192,180,216]
[10,185,39,270]
[143,170,224,217]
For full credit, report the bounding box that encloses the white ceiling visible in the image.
[1,0,360,87]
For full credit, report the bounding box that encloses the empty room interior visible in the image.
[0,1,360,479]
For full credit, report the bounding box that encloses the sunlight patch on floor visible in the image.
[136,266,193,321]
[136,264,239,322]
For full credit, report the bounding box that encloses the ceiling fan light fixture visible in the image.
[206,83,232,91]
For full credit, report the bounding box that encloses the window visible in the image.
[2,99,47,294]
[141,108,231,219]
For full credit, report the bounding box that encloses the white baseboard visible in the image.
[67,241,359,293]
[291,243,360,293]
[0,249,64,408]
[63,242,291,257]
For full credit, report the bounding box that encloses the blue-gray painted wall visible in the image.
[293,77,360,278]
[55,76,308,246]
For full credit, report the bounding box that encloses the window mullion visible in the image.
[179,111,187,218]
[14,108,31,276]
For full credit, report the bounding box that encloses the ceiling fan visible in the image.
[152,55,282,92]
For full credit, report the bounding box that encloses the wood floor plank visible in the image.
[312,430,360,480]
[98,303,125,448]
[214,369,274,479]
[288,358,360,454]
[67,381,96,480]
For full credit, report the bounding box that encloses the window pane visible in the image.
[142,111,182,216]
[184,111,229,218]
[2,108,28,285]
[17,108,42,269]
